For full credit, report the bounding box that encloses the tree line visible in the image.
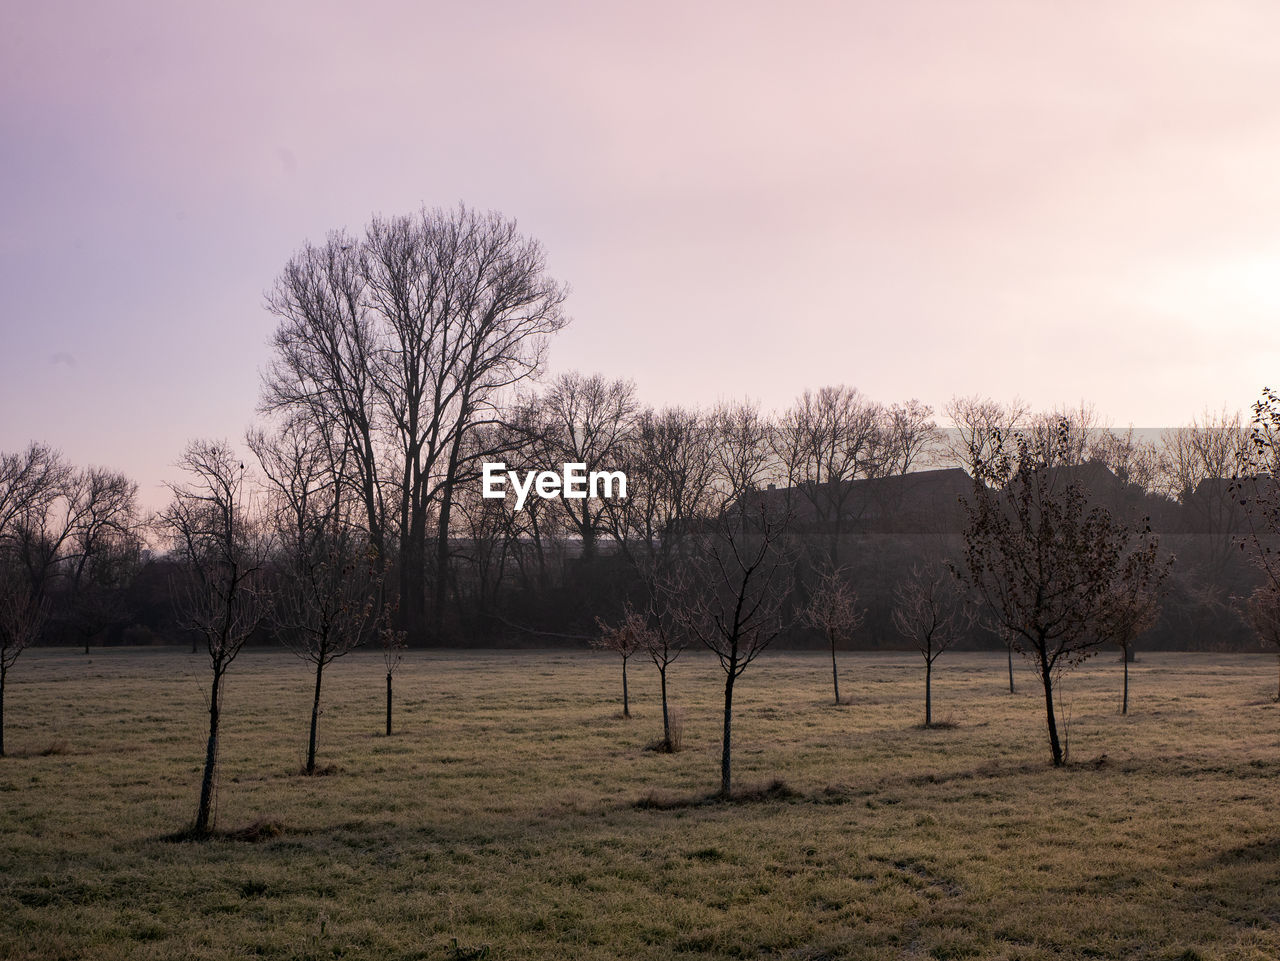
[5,204,1280,824]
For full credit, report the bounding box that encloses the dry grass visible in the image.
[2,645,1279,959]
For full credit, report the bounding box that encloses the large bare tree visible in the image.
[160,441,268,835]
[263,205,569,643]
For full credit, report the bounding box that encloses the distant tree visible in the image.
[595,604,645,718]
[893,562,972,727]
[943,395,1028,478]
[1245,585,1280,701]
[160,441,268,835]
[681,494,793,797]
[62,468,142,654]
[802,563,863,705]
[1099,550,1167,715]
[774,386,881,564]
[959,420,1164,766]
[535,372,639,561]
[263,204,569,643]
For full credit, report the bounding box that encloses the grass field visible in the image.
[2,645,1279,960]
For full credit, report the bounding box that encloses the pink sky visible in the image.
[3,2,1280,507]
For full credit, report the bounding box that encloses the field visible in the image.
[2,646,1279,961]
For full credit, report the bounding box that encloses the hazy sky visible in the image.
[4,1,1280,507]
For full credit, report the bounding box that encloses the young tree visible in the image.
[893,561,972,726]
[641,584,688,752]
[595,605,644,718]
[1099,549,1167,715]
[681,498,793,797]
[960,421,1164,766]
[381,605,407,736]
[802,563,863,705]
[252,418,382,772]
[160,441,268,835]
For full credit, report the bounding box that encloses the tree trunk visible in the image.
[307,659,324,773]
[433,479,454,644]
[720,669,736,796]
[1121,650,1129,716]
[830,632,840,705]
[659,665,671,748]
[1040,656,1063,767]
[385,672,393,736]
[621,656,630,718]
[0,662,7,758]
[1007,644,1015,694]
[195,670,223,834]
[925,657,933,727]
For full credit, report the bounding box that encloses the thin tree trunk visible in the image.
[830,632,840,705]
[1121,650,1129,716]
[195,670,223,834]
[307,660,324,773]
[1040,656,1063,767]
[1007,644,1015,694]
[385,672,393,736]
[720,669,736,797]
[659,665,671,748]
[621,657,630,718]
[925,657,933,727]
[0,663,7,758]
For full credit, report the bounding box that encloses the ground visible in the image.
[1,646,1278,960]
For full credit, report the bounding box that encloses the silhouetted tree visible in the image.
[802,563,862,705]
[0,559,45,757]
[595,604,645,718]
[253,419,381,773]
[263,205,569,642]
[681,494,793,797]
[893,561,972,726]
[160,441,267,835]
[960,421,1164,766]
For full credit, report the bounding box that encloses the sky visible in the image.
[3,1,1280,508]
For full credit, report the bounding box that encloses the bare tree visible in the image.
[959,421,1164,766]
[892,562,972,726]
[774,386,881,563]
[253,419,382,773]
[681,496,793,797]
[0,559,46,757]
[802,563,863,705]
[264,205,569,643]
[641,581,688,752]
[160,441,268,835]
[0,444,67,756]
[535,372,638,561]
[595,604,645,718]
[943,395,1028,477]
[1099,551,1167,715]
[63,468,142,654]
